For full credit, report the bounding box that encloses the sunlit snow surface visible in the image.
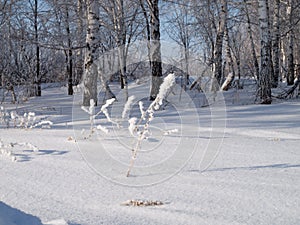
[0,83,299,225]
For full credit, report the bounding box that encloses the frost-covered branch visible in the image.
[81,98,116,139]
[126,73,176,177]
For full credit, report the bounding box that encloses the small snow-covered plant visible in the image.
[126,73,176,177]
[0,140,14,161]
[17,112,53,129]
[1,108,52,129]
[31,120,53,129]
[0,106,10,128]
[0,140,39,162]
[10,111,18,127]
[19,112,36,128]
[81,98,116,139]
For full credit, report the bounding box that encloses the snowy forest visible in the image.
[0,0,299,104]
[1,1,300,225]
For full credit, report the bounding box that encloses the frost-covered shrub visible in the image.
[0,140,39,162]
[81,98,116,139]
[1,107,53,129]
[126,73,176,176]
[0,106,10,128]
[19,112,36,128]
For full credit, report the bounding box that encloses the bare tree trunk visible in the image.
[184,45,189,90]
[34,0,41,96]
[147,0,163,100]
[114,0,128,99]
[99,58,116,100]
[297,64,300,93]
[244,0,260,80]
[258,0,272,104]
[287,0,295,85]
[212,0,227,90]
[83,0,100,106]
[183,6,190,91]
[221,22,235,91]
[64,6,73,96]
[140,0,151,70]
[272,0,280,88]
[76,0,85,85]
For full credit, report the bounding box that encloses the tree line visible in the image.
[0,0,299,105]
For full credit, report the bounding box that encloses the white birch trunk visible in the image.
[147,0,163,100]
[211,0,227,91]
[83,0,99,106]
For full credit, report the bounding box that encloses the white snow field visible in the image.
[0,84,300,225]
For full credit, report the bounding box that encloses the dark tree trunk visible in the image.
[65,6,73,95]
[259,0,272,104]
[244,0,260,80]
[272,0,280,88]
[34,0,41,96]
[287,0,295,85]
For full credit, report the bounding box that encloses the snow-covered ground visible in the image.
[0,83,299,225]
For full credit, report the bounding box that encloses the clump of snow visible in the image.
[122,95,135,119]
[163,128,179,136]
[43,218,68,225]
[96,124,109,134]
[31,120,53,129]
[128,117,138,136]
[156,73,176,106]
[138,101,145,120]
[99,98,117,124]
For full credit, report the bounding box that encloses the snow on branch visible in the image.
[122,95,135,119]
[126,73,176,177]
[81,98,117,139]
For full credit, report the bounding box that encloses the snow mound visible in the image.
[43,219,68,225]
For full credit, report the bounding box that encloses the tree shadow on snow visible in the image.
[0,201,43,225]
[36,149,69,155]
[203,163,300,172]
[15,150,69,162]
